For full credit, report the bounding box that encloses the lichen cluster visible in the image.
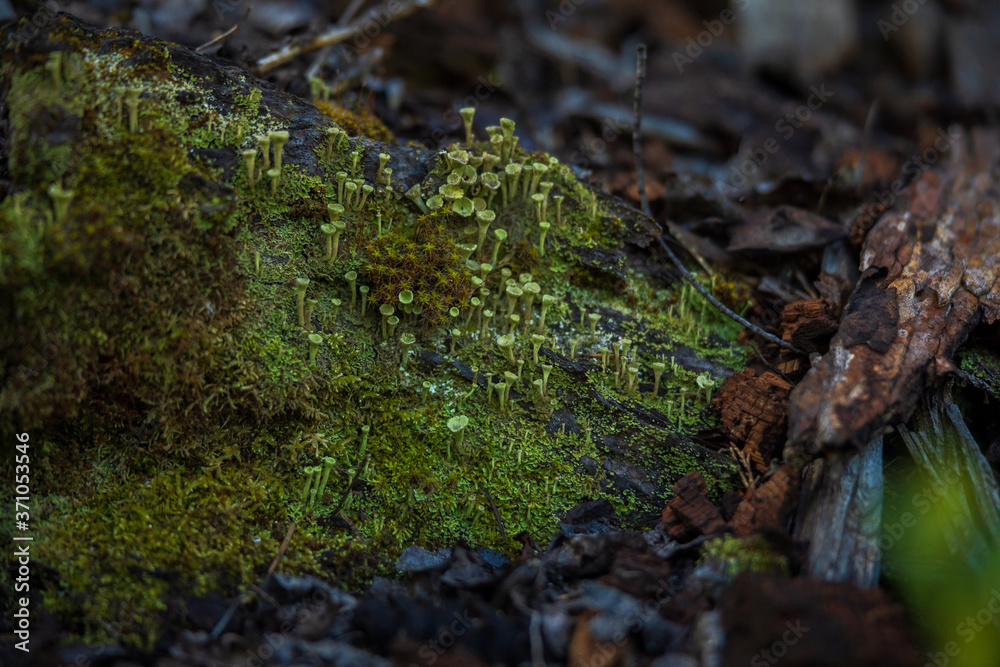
[0,17,747,647]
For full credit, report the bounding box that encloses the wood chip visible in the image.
[660,472,727,541]
[780,298,839,353]
[713,369,794,474]
[729,464,799,537]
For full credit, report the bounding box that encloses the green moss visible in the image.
[36,458,322,646]
[699,534,790,579]
[1,17,746,648]
[958,347,1000,398]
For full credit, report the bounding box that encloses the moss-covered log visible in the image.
[0,14,746,645]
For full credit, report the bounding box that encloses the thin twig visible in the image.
[339,0,369,25]
[748,340,794,383]
[479,482,506,540]
[195,7,253,53]
[247,582,280,608]
[632,43,650,217]
[339,511,366,543]
[266,520,298,577]
[195,8,250,53]
[656,236,806,355]
[728,444,756,490]
[210,600,239,639]
[332,453,369,517]
[304,0,369,81]
[256,0,433,73]
[215,520,299,639]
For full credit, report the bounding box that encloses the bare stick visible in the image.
[339,0,369,25]
[247,582,280,607]
[195,8,249,54]
[266,520,298,576]
[479,482,506,540]
[656,236,806,355]
[632,44,650,217]
[304,0,368,81]
[211,519,296,638]
[256,0,433,73]
[858,99,880,188]
[338,511,366,543]
[332,454,369,517]
[195,22,241,54]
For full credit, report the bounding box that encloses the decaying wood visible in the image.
[713,369,794,474]
[792,436,883,587]
[729,464,799,537]
[779,298,839,354]
[660,472,726,542]
[789,129,1000,456]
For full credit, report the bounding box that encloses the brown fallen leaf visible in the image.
[728,205,845,254]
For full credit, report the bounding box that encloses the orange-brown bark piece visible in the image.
[713,369,794,474]
[790,132,1000,455]
[780,298,838,353]
[729,464,800,536]
[660,471,726,541]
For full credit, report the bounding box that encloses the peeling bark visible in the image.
[789,131,1000,456]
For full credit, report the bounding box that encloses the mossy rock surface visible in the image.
[0,15,746,646]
